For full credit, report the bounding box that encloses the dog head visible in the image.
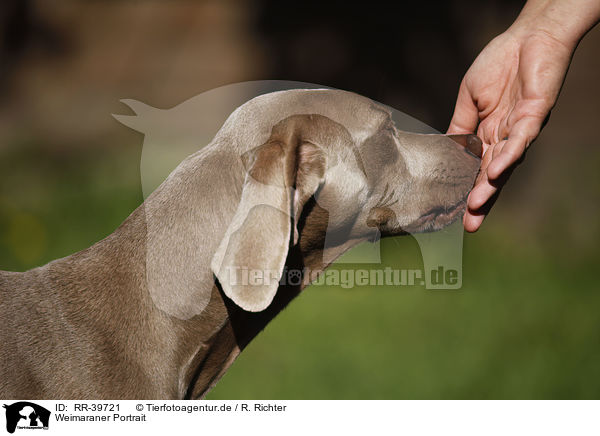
[211,89,481,312]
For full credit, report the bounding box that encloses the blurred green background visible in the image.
[1,0,599,399]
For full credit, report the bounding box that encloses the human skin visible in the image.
[448,0,600,232]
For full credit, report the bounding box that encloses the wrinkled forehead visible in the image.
[226,89,391,147]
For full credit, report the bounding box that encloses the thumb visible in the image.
[447,79,479,135]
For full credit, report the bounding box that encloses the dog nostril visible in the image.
[448,133,483,158]
[466,134,482,158]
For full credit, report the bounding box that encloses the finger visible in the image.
[447,79,479,135]
[492,139,507,160]
[487,116,541,180]
[463,187,502,232]
[468,178,498,211]
[467,143,498,210]
[487,135,527,180]
[463,209,485,233]
[465,142,516,232]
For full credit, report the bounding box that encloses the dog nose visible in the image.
[448,134,483,158]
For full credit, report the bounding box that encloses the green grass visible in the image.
[1,143,599,399]
[0,142,142,269]
[207,235,600,399]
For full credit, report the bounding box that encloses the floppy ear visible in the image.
[211,128,326,312]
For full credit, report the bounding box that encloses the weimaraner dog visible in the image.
[0,89,481,399]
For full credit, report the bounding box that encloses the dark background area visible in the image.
[1,0,599,398]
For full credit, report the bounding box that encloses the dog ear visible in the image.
[211,128,326,312]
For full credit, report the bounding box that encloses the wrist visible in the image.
[508,15,577,51]
[507,0,599,51]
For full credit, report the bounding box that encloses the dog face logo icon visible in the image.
[3,402,50,434]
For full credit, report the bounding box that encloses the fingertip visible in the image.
[463,211,484,233]
[446,126,459,135]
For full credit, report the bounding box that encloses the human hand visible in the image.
[448,26,574,232]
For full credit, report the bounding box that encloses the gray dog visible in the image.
[0,89,481,399]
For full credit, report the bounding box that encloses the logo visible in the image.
[2,402,50,434]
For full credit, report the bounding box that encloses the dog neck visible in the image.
[178,197,365,399]
[138,149,366,398]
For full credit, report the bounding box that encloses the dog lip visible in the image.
[405,199,467,233]
[423,200,465,222]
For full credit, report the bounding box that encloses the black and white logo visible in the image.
[3,402,50,434]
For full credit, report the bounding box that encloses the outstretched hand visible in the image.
[448,28,574,232]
